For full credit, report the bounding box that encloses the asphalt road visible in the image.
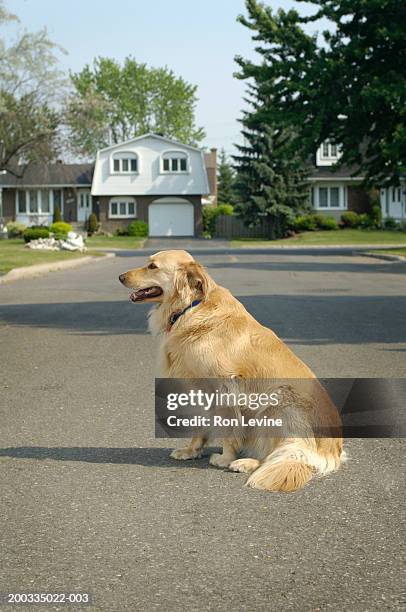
[0,246,405,611]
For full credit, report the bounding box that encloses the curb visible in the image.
[0,252,115,284]
[358,252,406,262]
[233,243,406,250]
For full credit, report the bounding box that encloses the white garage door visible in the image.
[148,200,194,237]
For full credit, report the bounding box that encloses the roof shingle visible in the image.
[0,163,94,187]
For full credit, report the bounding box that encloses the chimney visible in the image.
[203,148,217,205]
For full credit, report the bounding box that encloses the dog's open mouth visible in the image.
[129,286,163,302]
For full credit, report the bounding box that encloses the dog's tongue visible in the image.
[129,287,162,302]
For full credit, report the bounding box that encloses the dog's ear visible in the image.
[175,262,211,301]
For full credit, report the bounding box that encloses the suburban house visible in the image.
[309,142,406,221]
[0,133,217,237]
[309,142,370,219]
[0,163,93,228]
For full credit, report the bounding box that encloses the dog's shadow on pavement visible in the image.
[0,446,213,469]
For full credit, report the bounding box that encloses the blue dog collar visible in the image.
[168,300,202,329]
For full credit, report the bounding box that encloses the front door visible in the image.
[77,190,91,222]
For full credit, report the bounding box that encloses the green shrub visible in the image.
[358,213,374,229]
[293,215,317,232]
[202,207,217,236]
[383,216,398,230]
[217,203,234,216]
[202,203,234,237]
[341,211,360,228]
[23,226,50,243]
[398,220,406,232]
[50,222,73,238]
[320,216,338,230]
[127,220,148,237]
[310,213,338,230]
[370,203,382,227]
[87,213,98,235]
[53,206,62,223]
[115,227,128,236]
[6,221,26,238]
[310,213,326,229]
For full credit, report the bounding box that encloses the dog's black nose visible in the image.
[119,273,126,284]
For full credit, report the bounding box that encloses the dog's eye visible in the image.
[147,263,158,270]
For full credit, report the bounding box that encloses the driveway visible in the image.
[0,249,405,611]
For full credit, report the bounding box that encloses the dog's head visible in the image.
[119,250,213,306]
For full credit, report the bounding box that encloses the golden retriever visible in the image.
[119,249,344,493]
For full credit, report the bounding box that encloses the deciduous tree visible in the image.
[66,57,205,157]
[0,1,66,175]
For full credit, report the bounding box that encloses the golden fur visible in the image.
[119,249,344,493]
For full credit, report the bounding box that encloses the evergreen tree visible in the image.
[233,90,310,237]
[236,0,406,186]
[217,149,237,205]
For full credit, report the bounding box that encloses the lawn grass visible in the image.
[368,248,406,258]
[0,239,93,275]
[231,229,406,247]
[86,235,146,250]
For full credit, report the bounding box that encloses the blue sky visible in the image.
[6,0,325,154]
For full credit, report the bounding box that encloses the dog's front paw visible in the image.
[209,453,233,469]
[170,448,202,461]
[229,458,260,474]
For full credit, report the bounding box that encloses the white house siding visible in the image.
[91,134,209,197]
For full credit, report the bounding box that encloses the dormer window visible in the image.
[111,152,138,174]
[161,151,188,173]
[316,141,341,166]
[321,142,338,160]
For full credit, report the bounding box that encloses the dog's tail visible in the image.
[246,439,343,493]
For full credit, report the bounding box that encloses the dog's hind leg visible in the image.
[170,435,208,460]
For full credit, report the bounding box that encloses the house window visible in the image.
[161,151,188,173]
[392,187,401,202]
[16,189,54,216]
[29,190,38,213]
[330,187,339,207]
[319,188,328,208]
[109,198,136,218]
[317,141,341,166]
[17,190,26,213]
[79,192,91,208]
[320,142,339,160]
[111,153,138,174]
[40,190,50,213]
[315,186,344,209]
